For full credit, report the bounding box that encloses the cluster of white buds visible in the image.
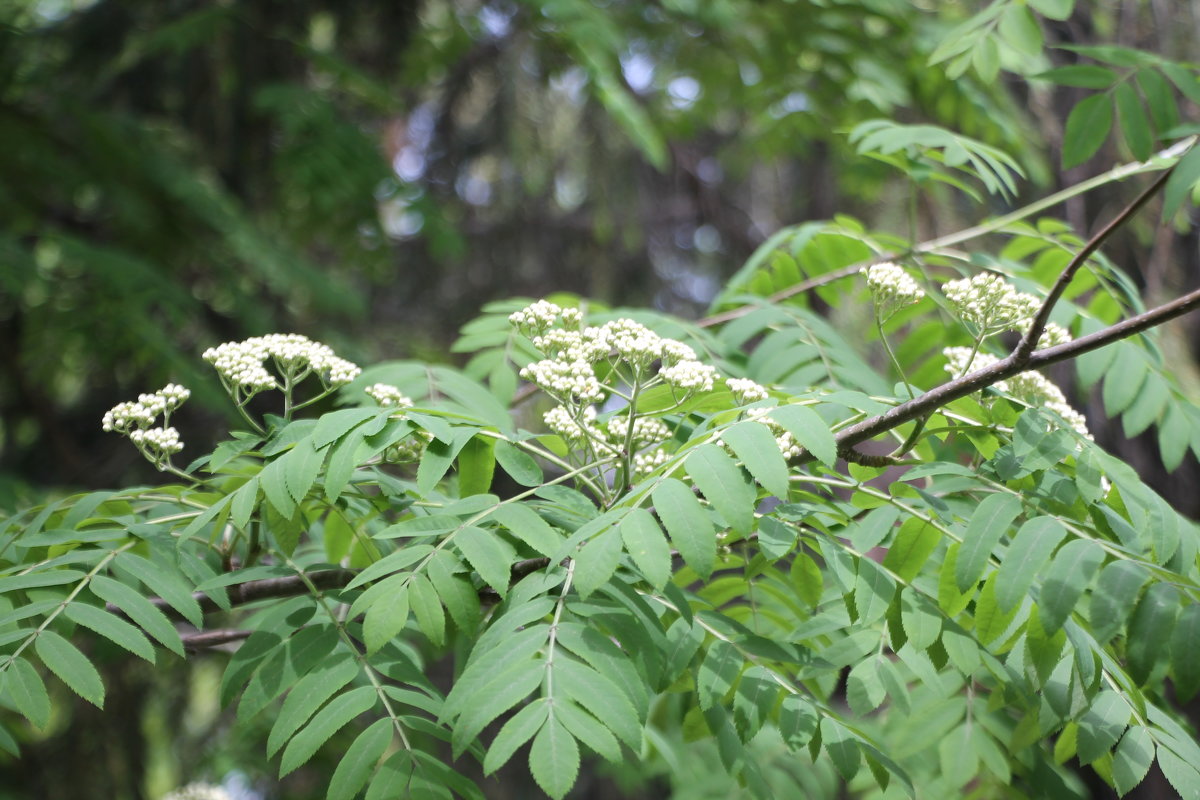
[727,378,769,404]
[509,300,582,334]
[942,273,1041,334]
[943,347,1089,437]
[102,384,190,469]
[202,334,361,395]
[1036,322,1073,349]
[632,448,670,479]
[863,262,925,319]
[606,415,671,447]
[365,383,414,408]
[161,783,232,800]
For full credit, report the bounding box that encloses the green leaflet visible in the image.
[279,684,378,776]
[620,508,671,589]
[719,421,791,499]
[696,640,742,711]
[488,502,561,557]
[1171,604,1200,702]
[853,557,895,627]
[652,478,716,579]
[1112,726,1154,796]
[1037,538,1103,635]
[493,440,544,487]
[116,553,204,628]
[955,493,1022,592]
[363,584,410,655]
[268,656,360,757]
[455,525,516,598]
[686,444,755,536]
[327,718,393,800]
[63,603,156,663]
[995,516,1067,612]
[484,698,549,775]
[556,700,621,762]
[572,524,622,598]
[769,404,837,466]
[34,630,104,708]
[1090,560,1149,643]
[551,655,642,749]
[1126,583,1179,685]
[450,655,545,757]
[529,717,579,800]
[89,575,184,656]
[1063,93,1113,168]
[1076,690,1131,764]
[5,656,51,728]
[408,573,445,647]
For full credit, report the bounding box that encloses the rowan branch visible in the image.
[182,629,252,651]
[831,285,1200,453]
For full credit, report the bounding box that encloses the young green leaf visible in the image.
[770,404,837,466]
[457,435,496,497]
[1090,560,1149,643]
[553,656,643,749]
[117,554,204,629]
[408,573,446,647]
[1076,690,1131,764]
[494,440,543,486]
[556,700,622,762]
[696,640,742,711]
[363,587,410,655]
[268,657,360,757]
[1114,83,1153,160]
[34,630,104,708]
[854,557,895,626]
[882,518,939,583]
[821,718,861,781]
[1112,726,1154,796]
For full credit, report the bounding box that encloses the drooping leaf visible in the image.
[696,640,742,711]
[1171,604,1200,702]
[1126,582,1178,685]
[1112,726,1154,796]
[494,440,544,486]
[1076,690,1131,764]
[268,657,360,757]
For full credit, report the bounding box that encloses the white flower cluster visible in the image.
[202,334,361,394]
[161,783,232,800]
[102,384,190,468]
[863,262,925,318]
[942,273,1041,334]
[512,301,717,401]
[365,383,414,408]
[544,405,604,446]
[727,378,769,404]
[943,347,1089,438]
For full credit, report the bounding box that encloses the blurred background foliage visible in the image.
[0,0,1198,797]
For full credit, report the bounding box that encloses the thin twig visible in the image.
[182,629,252,651]
[1014,165,1178,361]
